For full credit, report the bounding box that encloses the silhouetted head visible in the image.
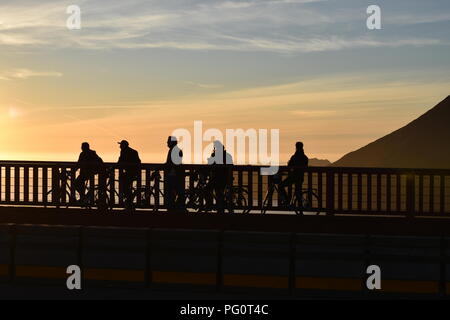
[213,140,225,152]
[81,142,90,152]
[118,140,129,150]
[167,136,177,148]
[296,141,304,152]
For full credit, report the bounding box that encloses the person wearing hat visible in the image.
[117,140,141,210]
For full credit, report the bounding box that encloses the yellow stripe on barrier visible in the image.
[224,274,288,289]
[0,264,9,276]
[7,265,448,295]
[296,276,362,291]
[380,279,438,294]
[16,266,67,279]
[84,268,145,282]
[152,271,216,285]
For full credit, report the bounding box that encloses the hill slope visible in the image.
[333,96,450,169]
[309,158,331,167]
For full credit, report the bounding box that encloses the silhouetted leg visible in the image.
[119,174,126,206]
[175,175,185,209]
[215,183,226,214]
[75,175,87,202]
[279,175,295,206]
[205,181,215,210]
[122,174,134,210]
[166,175,176,210]
[97,172,107,211]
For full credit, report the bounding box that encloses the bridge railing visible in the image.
[0,161,449,216]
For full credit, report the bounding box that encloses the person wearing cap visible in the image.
[117,140,141,210]
[279,141,308,206]
[165,136,184,210]
[74,142,104,203]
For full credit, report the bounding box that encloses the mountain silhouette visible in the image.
[333,95,450,169]
[309,158,331,167]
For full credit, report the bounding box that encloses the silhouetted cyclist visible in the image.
[117,140,141,210]
[165,136,185,210]
[279,141,308,206]
[206,141,233,213]
[75,142,104,203]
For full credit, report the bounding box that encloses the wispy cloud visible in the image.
[291,110,337,118]
[385,12,450,26]
[0,0,448,53]
[185,81,224,89]
[0,68,63,80]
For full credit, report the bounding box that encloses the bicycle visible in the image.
[261,178,321,215]
[224,183,251,214]
[81,178,108,211]
[184,171,209,212]
[79,168,122,211]
[128,171,164,212]
[100,169,164,212]
[45,169,75,208]
[185,171,251,214]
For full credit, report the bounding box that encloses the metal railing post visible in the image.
[326,171,335,216]
[406,172,415,218]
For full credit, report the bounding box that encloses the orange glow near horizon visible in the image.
[1,76,449,164]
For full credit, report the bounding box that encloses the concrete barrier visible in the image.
[0,225,12,282]
[370,235,441,295]
[0,224,447,297]
[222,231,290,292]
[82,227,148,286]
[295,233,365,294]
[14,225,80,285]
[445,237,450,295]
[150,229,219,289]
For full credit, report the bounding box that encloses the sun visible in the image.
[8,106,23,118]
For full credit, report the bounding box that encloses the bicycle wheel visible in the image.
[261,188,274,214]
[153,189,165,212]
[185,189,207,213]
[105,189,121,212]
[229,187,250,214]
[81,188,95,210]
[223,190,234,214]
[94,187,109,211]
[133,187,149,208]
[295,191,321,215]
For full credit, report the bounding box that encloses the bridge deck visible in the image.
[1,206,450,236]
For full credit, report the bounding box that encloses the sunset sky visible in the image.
[0,0,449,164]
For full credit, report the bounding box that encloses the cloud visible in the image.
[384,12,450,26]
[185,81,224,89]
[0,68,63,80]
[291,110,337,118]
[0,0,448,53]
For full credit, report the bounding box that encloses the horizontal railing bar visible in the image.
[0,160,450,175]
